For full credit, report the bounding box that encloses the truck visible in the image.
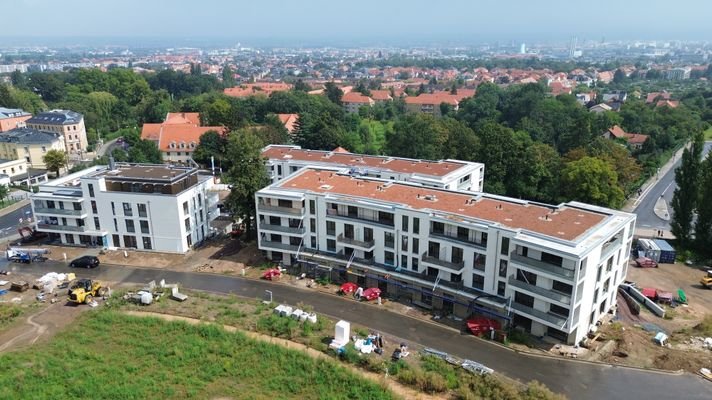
[701,270,712,289]
[68,279,106,304]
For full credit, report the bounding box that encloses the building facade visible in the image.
[31,163,220,253]
[255,167,636,344]
[0,127,65,168]
[141,112,225,163]
[0,107,31,132]
[26,110,88,155]
[262,145,485,192]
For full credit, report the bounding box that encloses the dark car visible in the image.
[69,256,100,269]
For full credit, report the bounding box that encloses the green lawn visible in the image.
[0,311,395,400]
[705,127,712,140]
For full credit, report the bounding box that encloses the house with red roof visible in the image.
[341,92,375,114]
[141,112,225,163]
[603,125,649,150]
[369,90,393,103]
[276,114,299,134]
[646,91,671,104]
[655,100,679,109]
[224,82,292,98]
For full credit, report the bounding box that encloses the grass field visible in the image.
[0,311,395,400]
[705,127,712,140]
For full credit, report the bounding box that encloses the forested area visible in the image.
[1,67,710,211]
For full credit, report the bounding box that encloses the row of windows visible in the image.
[112,234,152,250]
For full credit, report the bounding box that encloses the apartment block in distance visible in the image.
[255,167,636,344]
[26,109,88,154]
[263,145,485,192]
[0,107,31,132]
[31,162,220,253]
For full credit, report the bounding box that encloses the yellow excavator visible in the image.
[701,270,712,289]
[68,279,107,304]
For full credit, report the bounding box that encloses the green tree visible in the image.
[694,155,712,255]
[0,184,8,205]
[386,114,446,160]
[10,70,26,89]
[613,69,627,84]
[293,79,311,92]
[43,149,68,178]
[473,123,521,194]
[671,131,704,247]
[221,65,235,87]
[293,112,346,150]
[324,82,343,106]
[223,130,270,238]
[192,130,227,167]
[560,156,624,208]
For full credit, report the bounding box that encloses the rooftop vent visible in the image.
[423,194,437,202]
[320,184,333,190]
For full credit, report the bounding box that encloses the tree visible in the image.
[560,157,625,208]
[671,131,704,247]
[192,130,227,167]
[386,114,446,160]
[613,69,627,84]
[293,79,311,92]
[0,184,8,205]
[10,70,26,89]
[221,65,235,87]
[43,150,68,178]
[223,130,270,238]
[694,155,712,256]
[324,82,343,105]
[293,112,346,150]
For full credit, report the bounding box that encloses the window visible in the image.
[122,202,132,217]
[326,221,335,236]
[384,232,394,248]
[111,202,116,215]
[552,281,573,295]
[125,220,135,233]
[310,236,316,249]
[413,217,420,234]
[514,292,534,308]
[186,234,192,248]
[431,221,444,234]
[500,237,510,255]
[473,252,486,271]
[471,274,484,290]
[402,235,408,252]
[497,281,506,296]
[123,235,137,248]
[606,257,613,272]
[309,200,315,215]
[138,203,147,218]
[517,269,537,285]
[73,203,82,211]
[596,265,602,281]
[452,246,463,263]
[499,259,508,277]
[183,201,189,215]
[401,216,408,232]
[140,220,149,234]
[550,304,570,318]
[344,223,354,239]
[310,218,316,232]
[384,251,395,265]
[327,239,336,252]
[142,237,152,250]
[401,255,408,269]
[93,217,100,230]
[421,293,432,306]
[112,234,120,247]
[603,278,610,294]
[88,183,95,197]
[411,257,419,271]
[91,200,97,214]
[113,219,118,231]
[184,218,191,231]
[412,237,419,253]
[364,227,373,243]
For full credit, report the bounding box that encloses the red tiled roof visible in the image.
[278,169,607,242]
[607,125,648,144]
[656,100,679,108]
[276,114,299,134]
[165,112,200,125]
[140,112,225,152]
[404,93,459,105]
[332,146,349,153]
[646,91,671,104]
[608,125,628,139]
[341,92,373,104]
[224,82,292,98]
[370,90,392,101]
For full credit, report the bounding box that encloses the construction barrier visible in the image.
[617,287,641,315]
[621,284,665,318]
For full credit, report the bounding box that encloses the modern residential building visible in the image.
[141,112,225,163]
[25,110,88,155]
[665,67,691,80]
[0,127,65,168]
[0,158,47,186]
[341,92,375,114]
[262,144,485,192]
[255,167,636,344]
[0,107,31,132]
[30,162,221,253]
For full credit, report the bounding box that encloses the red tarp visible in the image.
[641,288,657,299]
[362,287,381,301]
[340,282,358,294]
[636,257,658,268]
[656,291,673,303]
[262,269,282,280]
[466,318,502,336]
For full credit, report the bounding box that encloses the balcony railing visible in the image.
[511,302,569,329]
[36,223,86,232]
[600,237,623,262]
[430,231,487,250]
[33,207,84,216]
[337,234,376,250]
[508,276,571,305]
[258,223,305,235]
[421,251,466,272]
[326,209,394,227]
[258,203,305,216]
[510,251,575,279]
[260,240,301,253]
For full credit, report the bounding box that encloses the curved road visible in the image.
[9,261,712,400]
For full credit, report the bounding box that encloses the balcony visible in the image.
[258,203,305,216]
[326,209,394,228]
[510,251,575,280]
[33,207,85,216]
[258,223,306,235]
[337,234,376,250]
[36,223,86,232]
[421,251,465,273]
[600,237,623,261]
[430,231,487,250]
[511,302,569,330]
[260,240,301,253]
[508,277,571,305]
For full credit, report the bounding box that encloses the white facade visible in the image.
[31,163,220,253]
[255,167,636,344]
[263,145,485,192]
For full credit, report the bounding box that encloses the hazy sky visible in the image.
[2,0,711,45]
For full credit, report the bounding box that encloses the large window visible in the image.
[91,200,97,214]
[142,237,153,250]
[327,239,336,252]
[384,251,394,265]
[88,183,95,197]
[140,220,150,234]
[412,237,419,253]
[123,235,137,248]
[123,202,133,217]
[93,217,100,230]
[471,274,484,290]
[500,237,510,255]
[401,215,408,232]
[473,252,486,271]
[326,221,335,236]
[499,259,508,277]
[413,218,420,234]
[384,232,394,248]
[125,220,135,233]
[138,203,147,218]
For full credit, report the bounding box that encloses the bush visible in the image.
[256,313,298,339]
[418,371,448,393]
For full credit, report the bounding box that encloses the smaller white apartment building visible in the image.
[262,145,485,192]
[31,163,220,253]
[256,167,636,344]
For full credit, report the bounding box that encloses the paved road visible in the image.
[96,137,120,157]
[8,261,711,400]
[634,143,712,231]
[0,202,32,239]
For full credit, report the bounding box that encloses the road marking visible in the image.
[661,182,674,196]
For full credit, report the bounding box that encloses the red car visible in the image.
[635,257,658,268]
[340,282,358,295]
[466,318,501,336]
[361,287,381,301]
[262,269,282,280]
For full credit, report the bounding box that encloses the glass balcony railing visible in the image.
[510,251,575,279]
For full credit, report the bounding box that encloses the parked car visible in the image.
[635,257,658,268]
[69,256,100,269]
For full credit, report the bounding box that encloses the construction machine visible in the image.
[68,279,107,304]
[701,270,712,289]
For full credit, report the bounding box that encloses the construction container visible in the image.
[638,239,661,263]
[652,239,676,264]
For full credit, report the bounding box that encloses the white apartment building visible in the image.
[262,145,485,192]
[256,167,636,344]
[31,162,220,253]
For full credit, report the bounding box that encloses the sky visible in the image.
[2,0,711,46]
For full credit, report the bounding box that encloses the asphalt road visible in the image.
[634,142,712,230]
[0,202,32,240]
[7,261,711,400]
